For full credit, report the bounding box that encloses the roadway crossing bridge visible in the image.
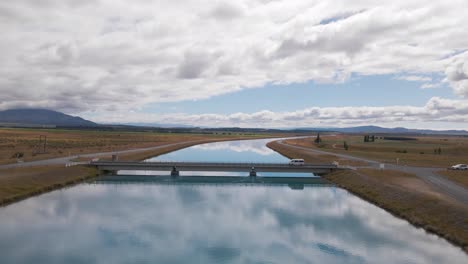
[90,161,341,176]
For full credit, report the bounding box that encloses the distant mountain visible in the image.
[0,109,97,127]
[295,125,468,135]
[1,109,465,135]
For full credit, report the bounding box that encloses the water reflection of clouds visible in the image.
[118,170,312,177]
[191,140,275,156]
[118,170,243,176]
[0,184,466,264]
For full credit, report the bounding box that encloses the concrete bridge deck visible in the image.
[90,161,340,176]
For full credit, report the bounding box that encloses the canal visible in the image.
[0,138,466,263]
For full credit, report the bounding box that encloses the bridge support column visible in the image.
[100,169,116,175]
[249,167,257,177]
[171,166,179,177]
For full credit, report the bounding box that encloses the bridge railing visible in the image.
[90,161,338,168]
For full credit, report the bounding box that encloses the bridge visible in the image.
[90,161,341,176]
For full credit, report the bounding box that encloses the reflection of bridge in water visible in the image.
[90,161,342,177]
[93,175,333,189]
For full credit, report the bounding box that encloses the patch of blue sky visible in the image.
[142,73,453,115]
[319,10,366,25]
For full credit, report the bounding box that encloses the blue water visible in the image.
[0,138,466,263]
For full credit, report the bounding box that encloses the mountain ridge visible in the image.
[0,109,97,127]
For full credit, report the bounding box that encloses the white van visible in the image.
[289,159,305,166]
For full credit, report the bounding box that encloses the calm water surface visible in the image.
[0,138,466,264]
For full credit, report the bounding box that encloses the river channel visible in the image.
[0,138,466,263]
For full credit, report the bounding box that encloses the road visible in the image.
[277,140,468,205]
[0,139,211,170]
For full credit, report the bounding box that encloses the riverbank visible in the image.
[0,135,277,206]
[0,165,97,206]
[267,140,468,253]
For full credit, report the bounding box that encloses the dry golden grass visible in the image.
[438,170,468,188]
[358,168,456,203]
[266,141,329,163]
[0,165,98,206]
[284,135,468,167]
[266,141,368,166]
[0,128,271,165]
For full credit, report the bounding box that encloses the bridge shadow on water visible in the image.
[93,175,333,189]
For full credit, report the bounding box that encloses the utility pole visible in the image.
[39,135,47,154]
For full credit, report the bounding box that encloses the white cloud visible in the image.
[1,0,468,114]
[396,75,432,82]
[85,97,468,129]
[444,52,468,97]
[420,83,440,89]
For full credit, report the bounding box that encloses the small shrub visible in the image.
[10,152,24,159]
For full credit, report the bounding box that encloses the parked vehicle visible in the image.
[449,164,468,170]
[289,159,305,166]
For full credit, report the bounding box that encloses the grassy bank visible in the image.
[0,165,98,206]
[282,135,468,167]
[266,140,367,166]
[268,140,468,253]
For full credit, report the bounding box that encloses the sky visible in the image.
[1,0,468,129]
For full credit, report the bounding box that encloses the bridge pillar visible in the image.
[171,166,179,177]
[249,167,257,177]
[100,169,116,175]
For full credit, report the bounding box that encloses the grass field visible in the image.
[266,140,368,166]
[0,165,97,206]
[283,134,468,167]
[0,128,273,165]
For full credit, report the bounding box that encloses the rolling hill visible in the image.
[0,109,97,127]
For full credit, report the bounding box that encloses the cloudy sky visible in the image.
[1,0,468,129]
